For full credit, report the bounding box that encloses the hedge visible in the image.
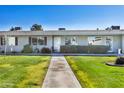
[60,45,109,54]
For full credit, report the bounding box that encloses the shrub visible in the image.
[115,57,124,64]
[41,47,51,53]
[77,46,88,53]
[22,44,33,53]
[60,45,109,54]
[88,45,109,54]
[60,45,78,53]
[11,51,17,54]
[34,48,39,53]
[1,50,4,53]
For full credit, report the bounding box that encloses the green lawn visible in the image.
[66,56,124,88]
[0,56,50,88]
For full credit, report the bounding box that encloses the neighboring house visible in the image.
[0,29,124,53]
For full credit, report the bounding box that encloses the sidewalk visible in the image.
[42,56,81,88]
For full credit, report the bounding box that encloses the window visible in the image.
[0,37,1,45]
[38,37,44,45]
[44,37,47,45]
[88,36,113,51]
[32,37,37,45]
[65,36,77,45]
[15,37,18,45]
[29,37,31,45]
[1,37,5,45]
[88,36,102,45]
[8,37,15,46]
[31,37,47,45]
[0,36,18,46]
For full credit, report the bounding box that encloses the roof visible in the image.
[0,30,124,36]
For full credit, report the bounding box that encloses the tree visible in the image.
[30,24,43,31]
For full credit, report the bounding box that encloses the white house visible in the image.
[0,29,124,53]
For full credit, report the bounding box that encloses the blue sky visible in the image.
[0,5,124,30]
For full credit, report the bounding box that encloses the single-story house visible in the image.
[0,30,124,53]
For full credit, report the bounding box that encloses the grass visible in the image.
[66,56,124,88]
[0,56,50,88]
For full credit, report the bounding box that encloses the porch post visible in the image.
[4,35,7,55]
[52,35,54,53]
[122,35,124,53]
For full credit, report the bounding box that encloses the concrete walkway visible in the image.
[42,56,81,88]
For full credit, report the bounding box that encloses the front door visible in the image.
[54,36,61,52]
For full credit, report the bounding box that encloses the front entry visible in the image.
[53,36,61,52]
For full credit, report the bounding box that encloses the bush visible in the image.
[41,47,51,53]
[22,44,33,53]
[60,45,88,53]
[11,51,17,54]
[34,48,39,53]
[115,57,124,64]
[1,50,4,53]
[60,45,109,54]
[77,46,88,53]
[88,45,109,54]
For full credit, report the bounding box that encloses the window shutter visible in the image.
[1,37,3,45]
[44,37,47,45]
[15,37,18,45]
[29,37,31,45]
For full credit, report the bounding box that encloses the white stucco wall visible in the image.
[13,36,29,52]
[60,36,65,45]
[77,36,88,45]
[4,36,53,52]
[0,35,123,53]
[113,35,122,53]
